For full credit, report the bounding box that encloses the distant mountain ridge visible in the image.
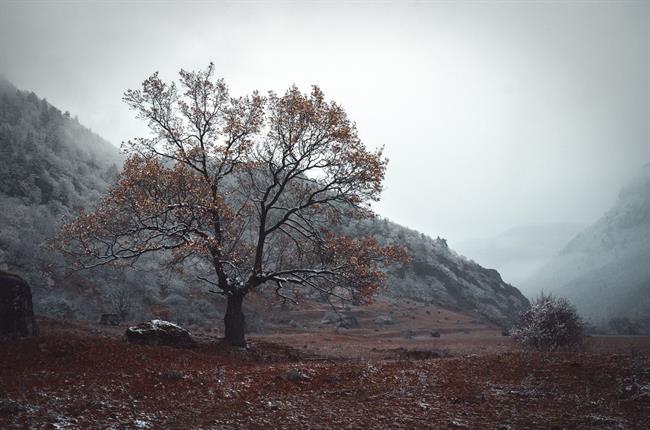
[454,223,585,290]
[521,164,650,329]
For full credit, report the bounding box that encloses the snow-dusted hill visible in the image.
[346,219,530,327]
[521,164,650,327]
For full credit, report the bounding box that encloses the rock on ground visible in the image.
[125,320,195,348]
[0,271,38,338]
[283,368,311,381]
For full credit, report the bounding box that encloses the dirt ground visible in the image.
[251,297,650,358]
[1,301,649,429]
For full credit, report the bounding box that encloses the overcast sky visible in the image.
[1,1,648,244]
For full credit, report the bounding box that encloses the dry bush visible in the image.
[512,294,585,351]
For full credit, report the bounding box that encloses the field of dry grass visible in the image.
[1,301,649,429]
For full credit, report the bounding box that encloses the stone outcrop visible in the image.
[125,320,195,348]
[0,271,38,338]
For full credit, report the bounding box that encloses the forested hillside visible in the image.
[0,76,118,296]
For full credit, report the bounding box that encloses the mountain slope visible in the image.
[521,164,650,328]
[0,77,125,316]
[346,219,530,327]
[0,77,120,274]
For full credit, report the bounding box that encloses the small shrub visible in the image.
[609,317,640,335]
[511,294,585,351]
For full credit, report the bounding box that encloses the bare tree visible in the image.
[58,64,407,346]
[106,285,133,322]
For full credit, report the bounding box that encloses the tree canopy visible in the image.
[59,64,407,345]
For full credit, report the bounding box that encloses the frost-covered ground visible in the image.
[1,316,649,429]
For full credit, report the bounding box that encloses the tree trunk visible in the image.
[224,293,246,347]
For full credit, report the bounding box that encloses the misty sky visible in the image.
[1,1,648,244]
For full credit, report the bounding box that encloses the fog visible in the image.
[1,1,648,244]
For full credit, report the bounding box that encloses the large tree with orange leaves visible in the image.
[59,64,406,346]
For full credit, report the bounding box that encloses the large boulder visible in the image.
[0,271,38,338]
[125,320,195,348]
